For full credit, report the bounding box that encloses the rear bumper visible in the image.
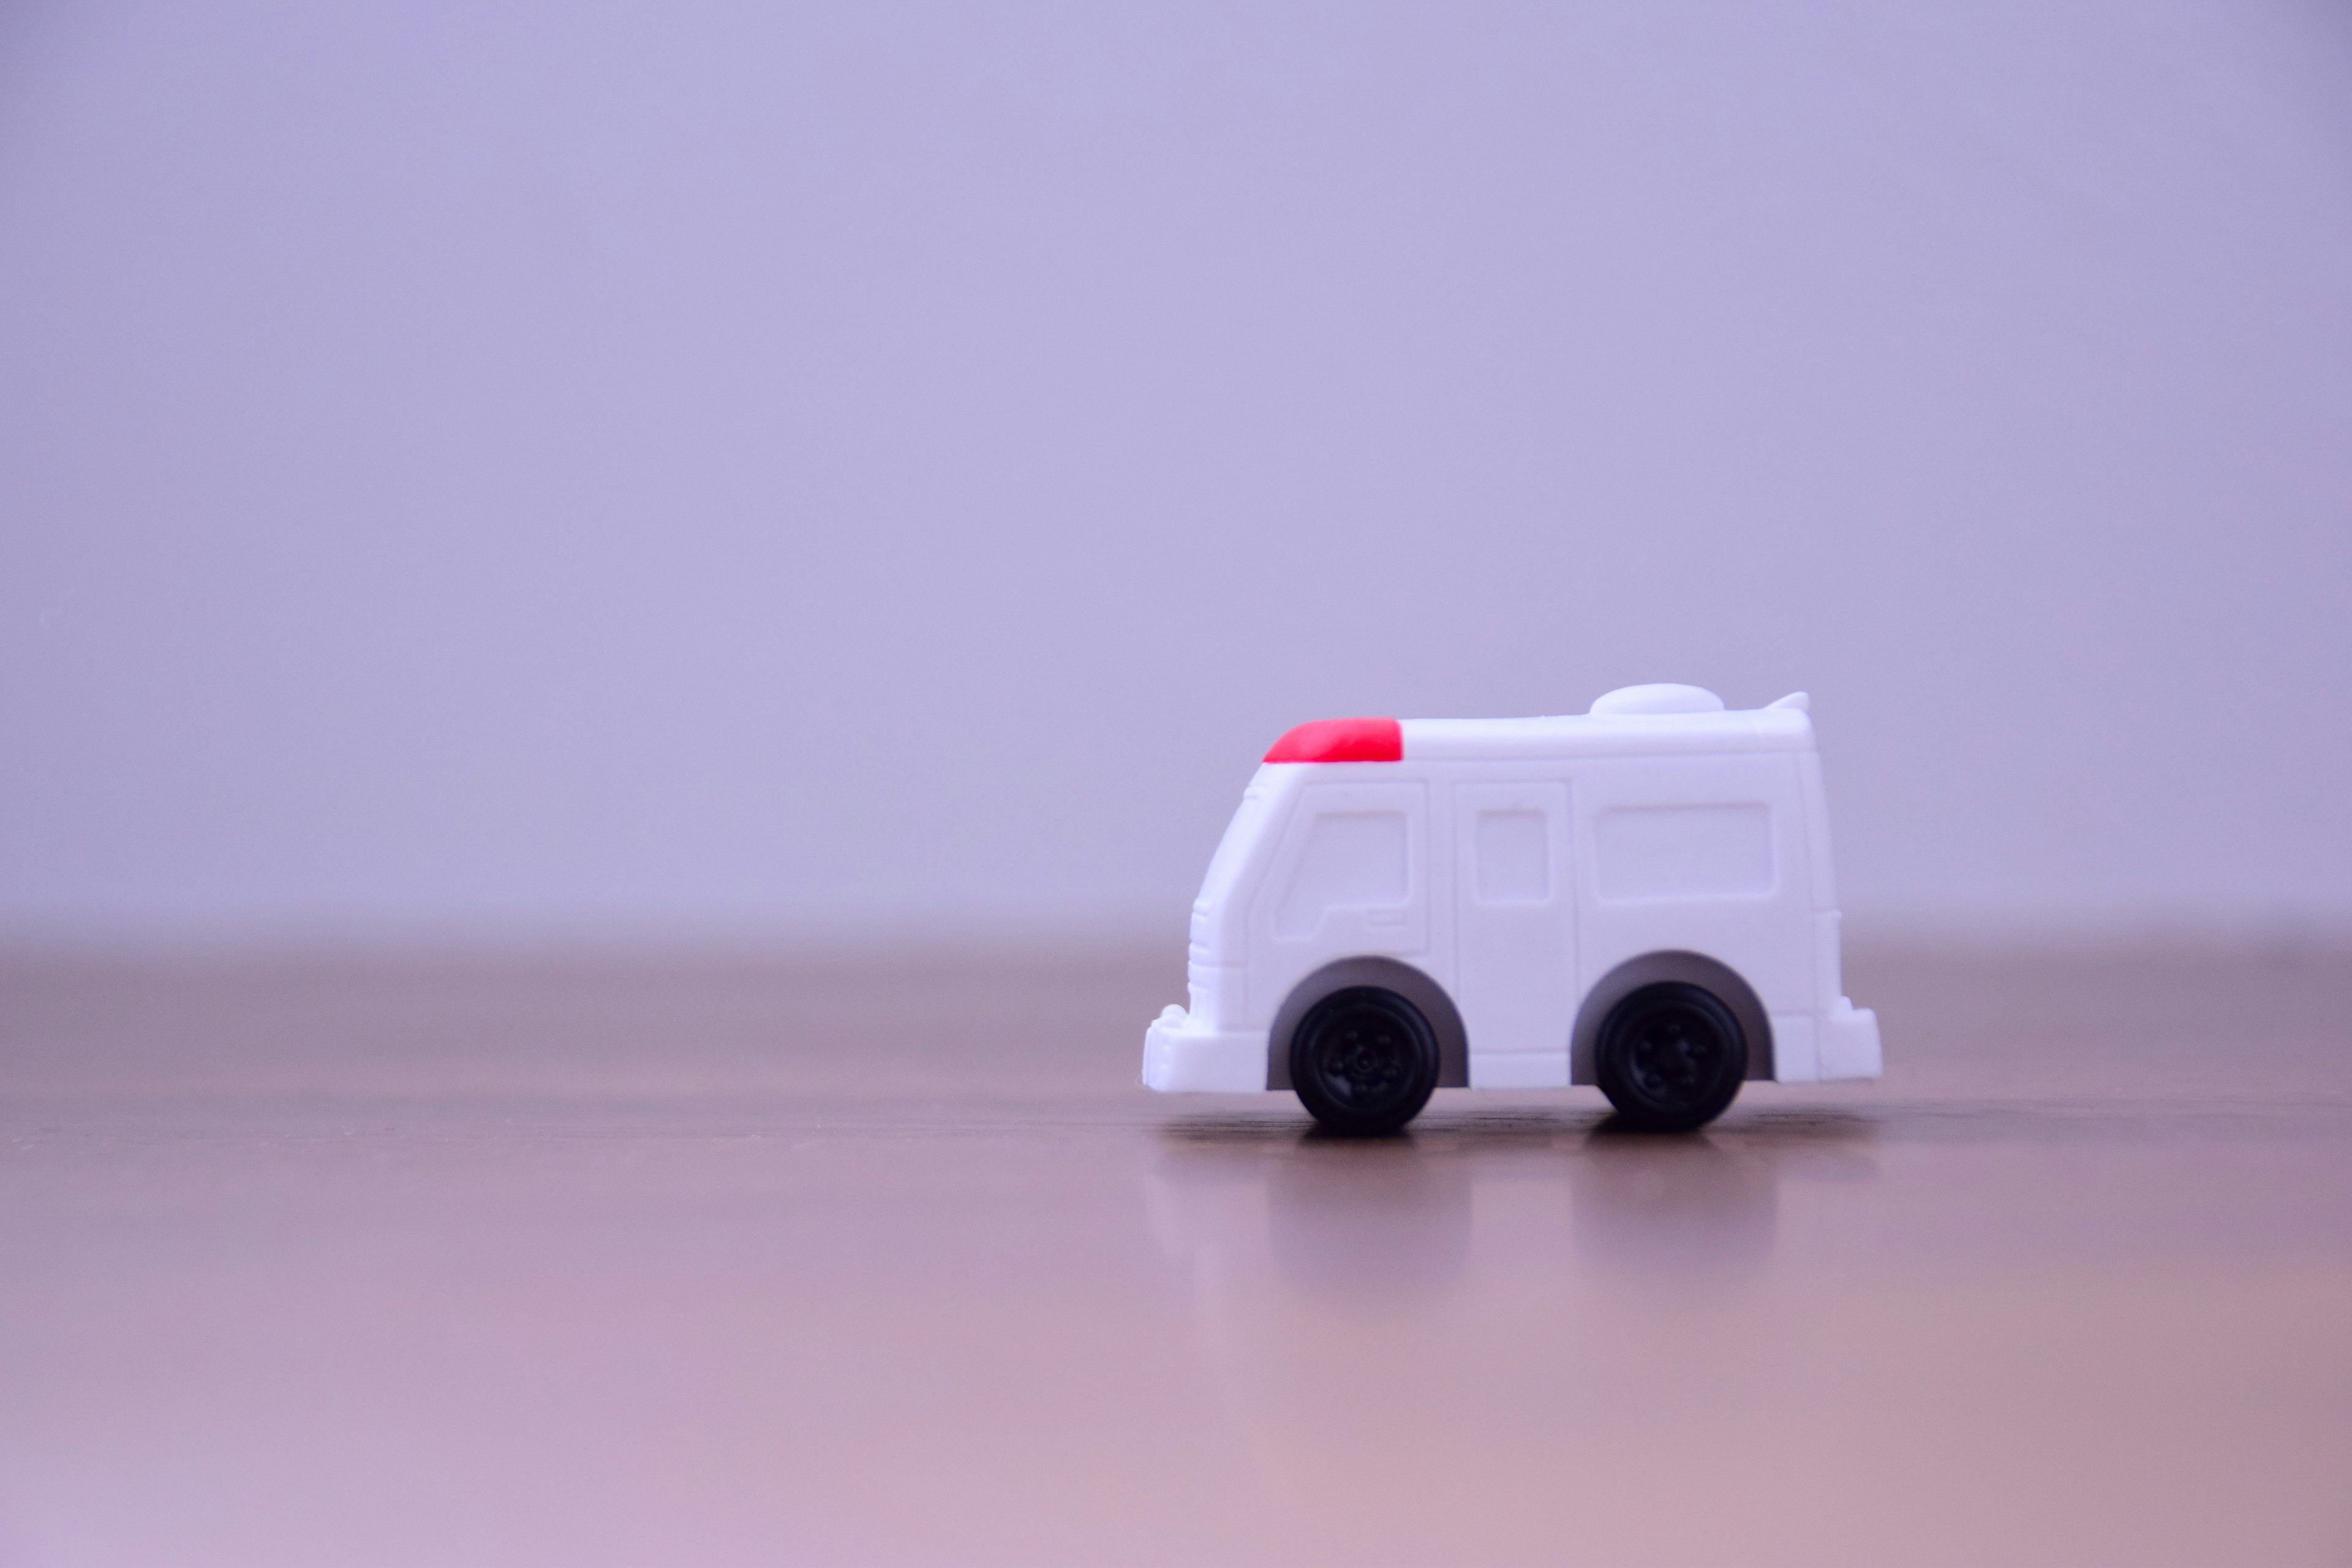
[1819,999,1882,1081]
[1142,1006,1268,1093]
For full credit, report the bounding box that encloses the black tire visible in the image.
[1289,986,1442,1136]
[1595,981,1747,1132]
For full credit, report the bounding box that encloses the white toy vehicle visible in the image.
[1142,684,1880,1133]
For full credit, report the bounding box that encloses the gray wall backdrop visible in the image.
[4,0,2350,947]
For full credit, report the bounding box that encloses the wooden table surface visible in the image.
[2,944,2348,1566]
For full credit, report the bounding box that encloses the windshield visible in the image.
[1196,771,1286,915]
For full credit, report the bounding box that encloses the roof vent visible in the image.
[1589,683,1725,716]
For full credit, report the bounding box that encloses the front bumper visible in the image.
[1141,1005,1269,1093]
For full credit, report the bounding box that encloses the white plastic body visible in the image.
[1141,687,1881,1097]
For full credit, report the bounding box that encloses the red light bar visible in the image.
[1263,717,1403,764]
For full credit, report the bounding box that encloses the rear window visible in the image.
[1594,804,1775,900]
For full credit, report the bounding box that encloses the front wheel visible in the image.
[1596,982,1747,1132]
[1289,987,1441,1136]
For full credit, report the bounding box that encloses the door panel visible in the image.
[1452,780,1576,1075]
[1246,780,1431,1023]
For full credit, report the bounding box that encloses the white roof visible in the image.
[1400,687,1815,761]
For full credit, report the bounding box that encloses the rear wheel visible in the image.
[1289,987,1441,1136]
[1596,981,1746,1132]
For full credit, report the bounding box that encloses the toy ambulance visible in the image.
[1142,684,1880,1133]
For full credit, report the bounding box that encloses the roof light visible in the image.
[1264,717,1403,763]
[1589,684,1724,715]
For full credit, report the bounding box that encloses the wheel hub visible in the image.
[1316,1013,1408,1106]
[1628,1014,1722,1098]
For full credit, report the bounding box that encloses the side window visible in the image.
[1275,810,1410,939]
[1474,809,1550,904]
[1594,803,1775,901]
